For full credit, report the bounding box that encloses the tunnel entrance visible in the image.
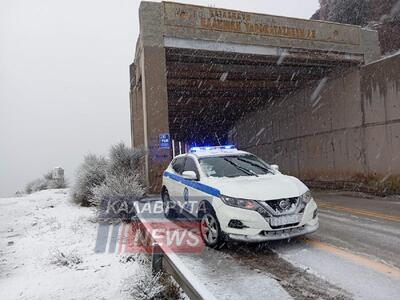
[130,2,380,192]
[165,47,358,146]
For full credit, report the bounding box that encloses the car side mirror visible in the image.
[182,171,198,181]
[270,164,279,172]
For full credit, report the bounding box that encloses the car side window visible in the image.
[183,157,200,178]
[172,157,185,174]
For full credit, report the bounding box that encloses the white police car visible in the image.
[161,146,319,248]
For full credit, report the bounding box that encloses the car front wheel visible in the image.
[162,189,177,219]
[199,205,224,248]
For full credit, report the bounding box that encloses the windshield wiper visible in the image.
[236,157,272,174]
[247,169,260,177]
[223,158,258,177]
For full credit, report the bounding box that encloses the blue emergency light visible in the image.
[189,145,237,153]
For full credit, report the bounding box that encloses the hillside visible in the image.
[0,189,138,299]
[313,0,400,54]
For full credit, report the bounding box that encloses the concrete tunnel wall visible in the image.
[232,53,400,184]
[130,1,382,192]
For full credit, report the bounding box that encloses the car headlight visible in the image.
[299,190,313,204]
[220,195,261,210]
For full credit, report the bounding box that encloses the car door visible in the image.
[168,157,186,204]
[181,156,202,216]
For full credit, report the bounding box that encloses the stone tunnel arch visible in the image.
[130,1,380,192]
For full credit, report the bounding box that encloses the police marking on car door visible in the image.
[183,187,192,211]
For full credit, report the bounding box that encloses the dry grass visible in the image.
[306,173,400,196]
[49,249,83,267]
[159,273,184,300]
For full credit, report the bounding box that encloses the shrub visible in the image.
[121,254,182,300]
[43,170,53,181]
[91,174,145,221]
[71,154,108,206]
[91,173,145,206]
[72,143,146,211]
[159,274,183,300]
[108,143,145,180]
[90,144,146,220]
[122,264,164,300]
[47,178,67,189]
[49,248,83,267]
[25,169,67,194]
[25,178,48,194]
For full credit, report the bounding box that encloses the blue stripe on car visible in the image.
[163,171,220,197]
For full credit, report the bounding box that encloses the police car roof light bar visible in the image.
[189,145,237,153]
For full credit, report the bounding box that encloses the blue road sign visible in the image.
[159,133,170,149]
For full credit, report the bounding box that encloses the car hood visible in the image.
[205,174,308,201]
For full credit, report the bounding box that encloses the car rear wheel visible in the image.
[162,189,177,219]
[199,204,224,248]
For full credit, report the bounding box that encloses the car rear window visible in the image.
[183,157,200,178]
[172,157,185,174]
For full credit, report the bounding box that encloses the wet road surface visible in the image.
[138,192,400,299]
[313,191,400,269]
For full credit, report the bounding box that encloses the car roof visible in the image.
[173,150,250,160]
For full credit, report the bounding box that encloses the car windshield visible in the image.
[199,154,273,178]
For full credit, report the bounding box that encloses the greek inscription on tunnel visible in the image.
[166,4,317,40]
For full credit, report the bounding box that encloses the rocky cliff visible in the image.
[313,0,400,54]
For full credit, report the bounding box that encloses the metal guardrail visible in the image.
[151,243,217,300]
[137,215,217,300]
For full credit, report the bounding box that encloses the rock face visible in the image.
[315,0,400,54]
[375,19,400,54]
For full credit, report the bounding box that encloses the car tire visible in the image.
[198,202,225,249]
[161,188,177,219]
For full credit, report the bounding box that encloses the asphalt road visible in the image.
[218,191,400,299]
[139,191,400,299]
[265,191,400,299]
[312,191,400,269]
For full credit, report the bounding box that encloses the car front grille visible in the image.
[267,197,298,211]
[269,222,301,230]
[260,197,304,216]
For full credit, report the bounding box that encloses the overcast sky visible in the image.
[0,0,319,197]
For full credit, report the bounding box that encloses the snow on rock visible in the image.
[0,189,139,300]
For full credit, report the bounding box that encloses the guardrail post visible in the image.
[151,243,163,274]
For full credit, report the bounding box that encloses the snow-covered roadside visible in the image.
[0,189,138,300]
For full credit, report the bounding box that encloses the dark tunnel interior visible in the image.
[165,47,357,146]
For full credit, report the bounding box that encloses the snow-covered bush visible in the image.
[25,178,48,194]
[120,254,182,300]
[71,154,108,206]
[25,169,67,194]
[46,179,65,189]
[43,170,53,181]
[49,248,83,267]
[107,142,145,180]
[122,264,164,300]
[91,173,145,206]
[72,143,145,212]
[89,143,146,220]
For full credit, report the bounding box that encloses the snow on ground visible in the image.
[272,240,400,300]
[270,209,400,300]
[136,200,292,300]
[0,189,139,300]
[179,248,292,300]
